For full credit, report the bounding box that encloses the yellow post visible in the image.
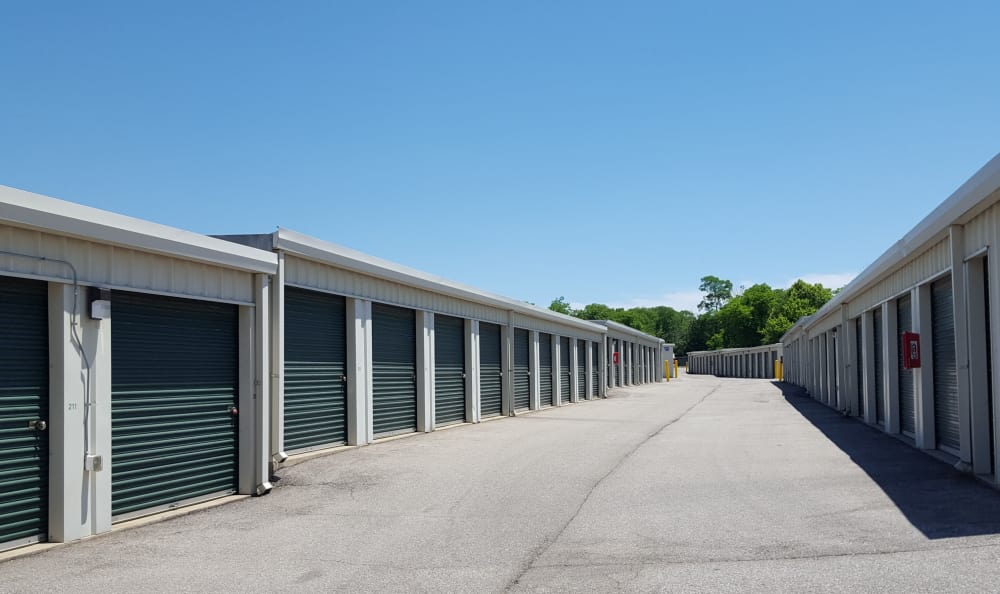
[673,359,679,378]
[664,361,670,382]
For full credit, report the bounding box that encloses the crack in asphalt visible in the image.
[502,382,723,592]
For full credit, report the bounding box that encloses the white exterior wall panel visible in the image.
[511,312,604,343]
[963,193,1000,258]
[286,254,509,325]
[846,238,950,319]
[0,224,255,303]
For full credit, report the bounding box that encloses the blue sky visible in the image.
[2,2,998,313]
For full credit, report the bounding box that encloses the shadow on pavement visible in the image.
[774,381,1000,540]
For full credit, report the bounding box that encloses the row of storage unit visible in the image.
[687,344,783,379]
[0,187,666,551]
[782,153,1000,485]
[601,321,669,390]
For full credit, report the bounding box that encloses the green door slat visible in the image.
[372,303,417,436]
[0,276,49,546]
[539,333,553,406]
[479,323,503,417]
[435,315,466,424]
[284,288,347,451]
[559,337,571,403]
[576,340,586,399]
[111,291,238,518]
[514,329,531,410]
[591,341,599,398]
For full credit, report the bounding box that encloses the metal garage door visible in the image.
[855,317,865,419]
[479,322,503,418]
[0,277,48,547]
[932,276,959,452]
[514,329,530,411]
[372,303,416,437]
[609,340,623,386]
[539,333,553,407]
[897,294,915,435]
[284,288,347,451]
[111,291,238,519]
[873,307,885,426]
[576,340,586,400]
[435,315,466,425]
[559,337,571,404]
[591,342,599,398]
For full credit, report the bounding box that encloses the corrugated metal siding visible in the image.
[932,276,960,451]
[513,329,531,410]
[963,193,1000,257]
[371,303,417,436]
[511,312,602,342]
[285,255,509,325]
[0,224,254,303]
[539,333,554,407]
[847,239,950,319]
[111,291,239,518]
[434,315,466,425]
[283,288,348,450]
[897,294,915,435]
[479,322,503,418]
[0,276,48,546]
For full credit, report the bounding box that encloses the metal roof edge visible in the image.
[782,153,1000,340]
[591,319,663,343]
[0,185,278,274]
[272,228,607,334]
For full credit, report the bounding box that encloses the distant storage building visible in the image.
[0,191,665,552]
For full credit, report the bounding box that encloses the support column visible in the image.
[585,341,594,401]
[270,252,286,464]
[553,335,563,407]
[530,331,541,410]
[48,282,111,542]
[846,312,860,416]
[416,311,434,432]
[862,311,877,424]
[464,319,479,422]
[502,312,514,415]
[968,255,993,473]
[570,338,580,402]
[237,274,271,496]
[346,298,372,445]
[950,226,973,465]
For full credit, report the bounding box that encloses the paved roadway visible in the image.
[3,375,1000,593]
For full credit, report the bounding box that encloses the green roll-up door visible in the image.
[514,329,530,410]
[559,337,571,403]
[0,277,48,547]
[932,276,960,451]
[479,322,503,418]
[434,315,466,426]
[897,294,915,435]
[284,288,347,451]
[873,307,884,426]
[576,340,586,399]
[855,317,865,419]
[591,342,599,397]
[611,340,625,386]
[372,303,417,436]
[112,291,238,519]
[539,333,553,407]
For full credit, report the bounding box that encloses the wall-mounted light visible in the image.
[88,287,111,320]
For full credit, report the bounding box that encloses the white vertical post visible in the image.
[585,341,594,400]
[571,339,580,402]
[253,274,272,494]
[951,226,973,465]
[270,252,286,465]
[553,335,562,406]
[502,314,513,415]
[530,331,541,410]
[346,298,372,445]
[464,319,477,422]
[48,283,110,542]
[470,320,482,421]
[416,311,434,432]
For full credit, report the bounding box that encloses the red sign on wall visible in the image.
[902,332,921,369]
[613,352,620,365]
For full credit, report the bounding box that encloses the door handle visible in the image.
[28,420,47,432]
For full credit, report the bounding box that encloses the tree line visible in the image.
[548,275,836,355]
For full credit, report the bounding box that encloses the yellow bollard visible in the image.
[664,361,670,382]
[674,359,679,378]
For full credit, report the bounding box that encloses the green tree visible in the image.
[548,296,573,315]
[575,303,613,320]
[698,275,733,313]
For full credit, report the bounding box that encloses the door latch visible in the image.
[28,420,47,431]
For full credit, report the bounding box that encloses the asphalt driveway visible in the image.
[3,375,1000,593]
